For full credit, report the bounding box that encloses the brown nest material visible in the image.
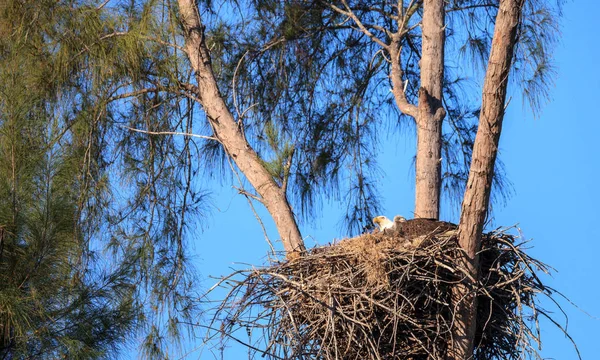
[205,219,577,359]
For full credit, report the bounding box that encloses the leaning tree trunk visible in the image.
[176,0,305,255]
[414,0,446,220]
[451,0,525,358]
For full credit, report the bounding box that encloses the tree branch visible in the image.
[119,125,219,142]
[389,40,418,117]
[143,36,186,52]
[399,0,423,30]
[176,0,305,254]
[106,87,159,102]
[281,146,295,196]
[447,3,499,13]
[96,0,111,10]
[233,186,263,203]
[226,157,277,257]
[328,1,389,49]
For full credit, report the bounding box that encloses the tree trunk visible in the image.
[176,0,305,255]
[451,0,524,358]
[414,0,446,220]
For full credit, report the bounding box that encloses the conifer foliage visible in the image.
[0,1,201,358]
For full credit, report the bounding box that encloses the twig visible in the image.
[119,125,218,141]
[225,155,277,257]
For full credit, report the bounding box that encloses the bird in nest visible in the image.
[373,215,406,232]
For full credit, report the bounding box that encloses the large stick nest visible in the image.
[206,219,575,359]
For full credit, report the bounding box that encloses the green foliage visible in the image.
[0,65,139,359]
[0,0,204,357]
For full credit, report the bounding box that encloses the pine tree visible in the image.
[0,1,202,357]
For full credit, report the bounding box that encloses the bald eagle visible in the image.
[393,215,407,227]
[373,215,394,231]
[373,215,406,233]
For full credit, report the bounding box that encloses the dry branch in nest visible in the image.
[204,219,577,359]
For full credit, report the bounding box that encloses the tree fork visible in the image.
[451,0,525,357]
[176,0,305,255]
[415,0,446,220]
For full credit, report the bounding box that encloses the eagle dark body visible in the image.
[392,218,457,239]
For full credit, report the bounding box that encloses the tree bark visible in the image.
[451,0,524,358]
[176,0,305,255]
[414,0,446,220]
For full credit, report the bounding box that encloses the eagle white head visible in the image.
[373,215,394,231]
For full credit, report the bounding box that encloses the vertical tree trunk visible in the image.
[176,0,305,255]
[414,0,446,220]
[451,0,524,357]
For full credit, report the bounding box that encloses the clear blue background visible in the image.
[146,1,600,358]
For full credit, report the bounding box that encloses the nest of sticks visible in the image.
[206,219,575,359]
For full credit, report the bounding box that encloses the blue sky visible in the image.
[165,1,600,359]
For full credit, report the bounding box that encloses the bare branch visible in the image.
[143,36,186,52]
[225,156,278,257]
[232,50,250,120]
[328,2,389,49]
[119,125,219,142]
[344,4,399,21]
[99,31,128,40]
[389,42,418,117]
[325,0,418,117]
[447,3,498,13]
[96,0,111,10]
[399,0,423,34]
[233,186,263,203]
[281,146,295,195]
[106,88,159,102]
[177,81,201,96]
[239,103,258,122]
[73,31,129,58]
